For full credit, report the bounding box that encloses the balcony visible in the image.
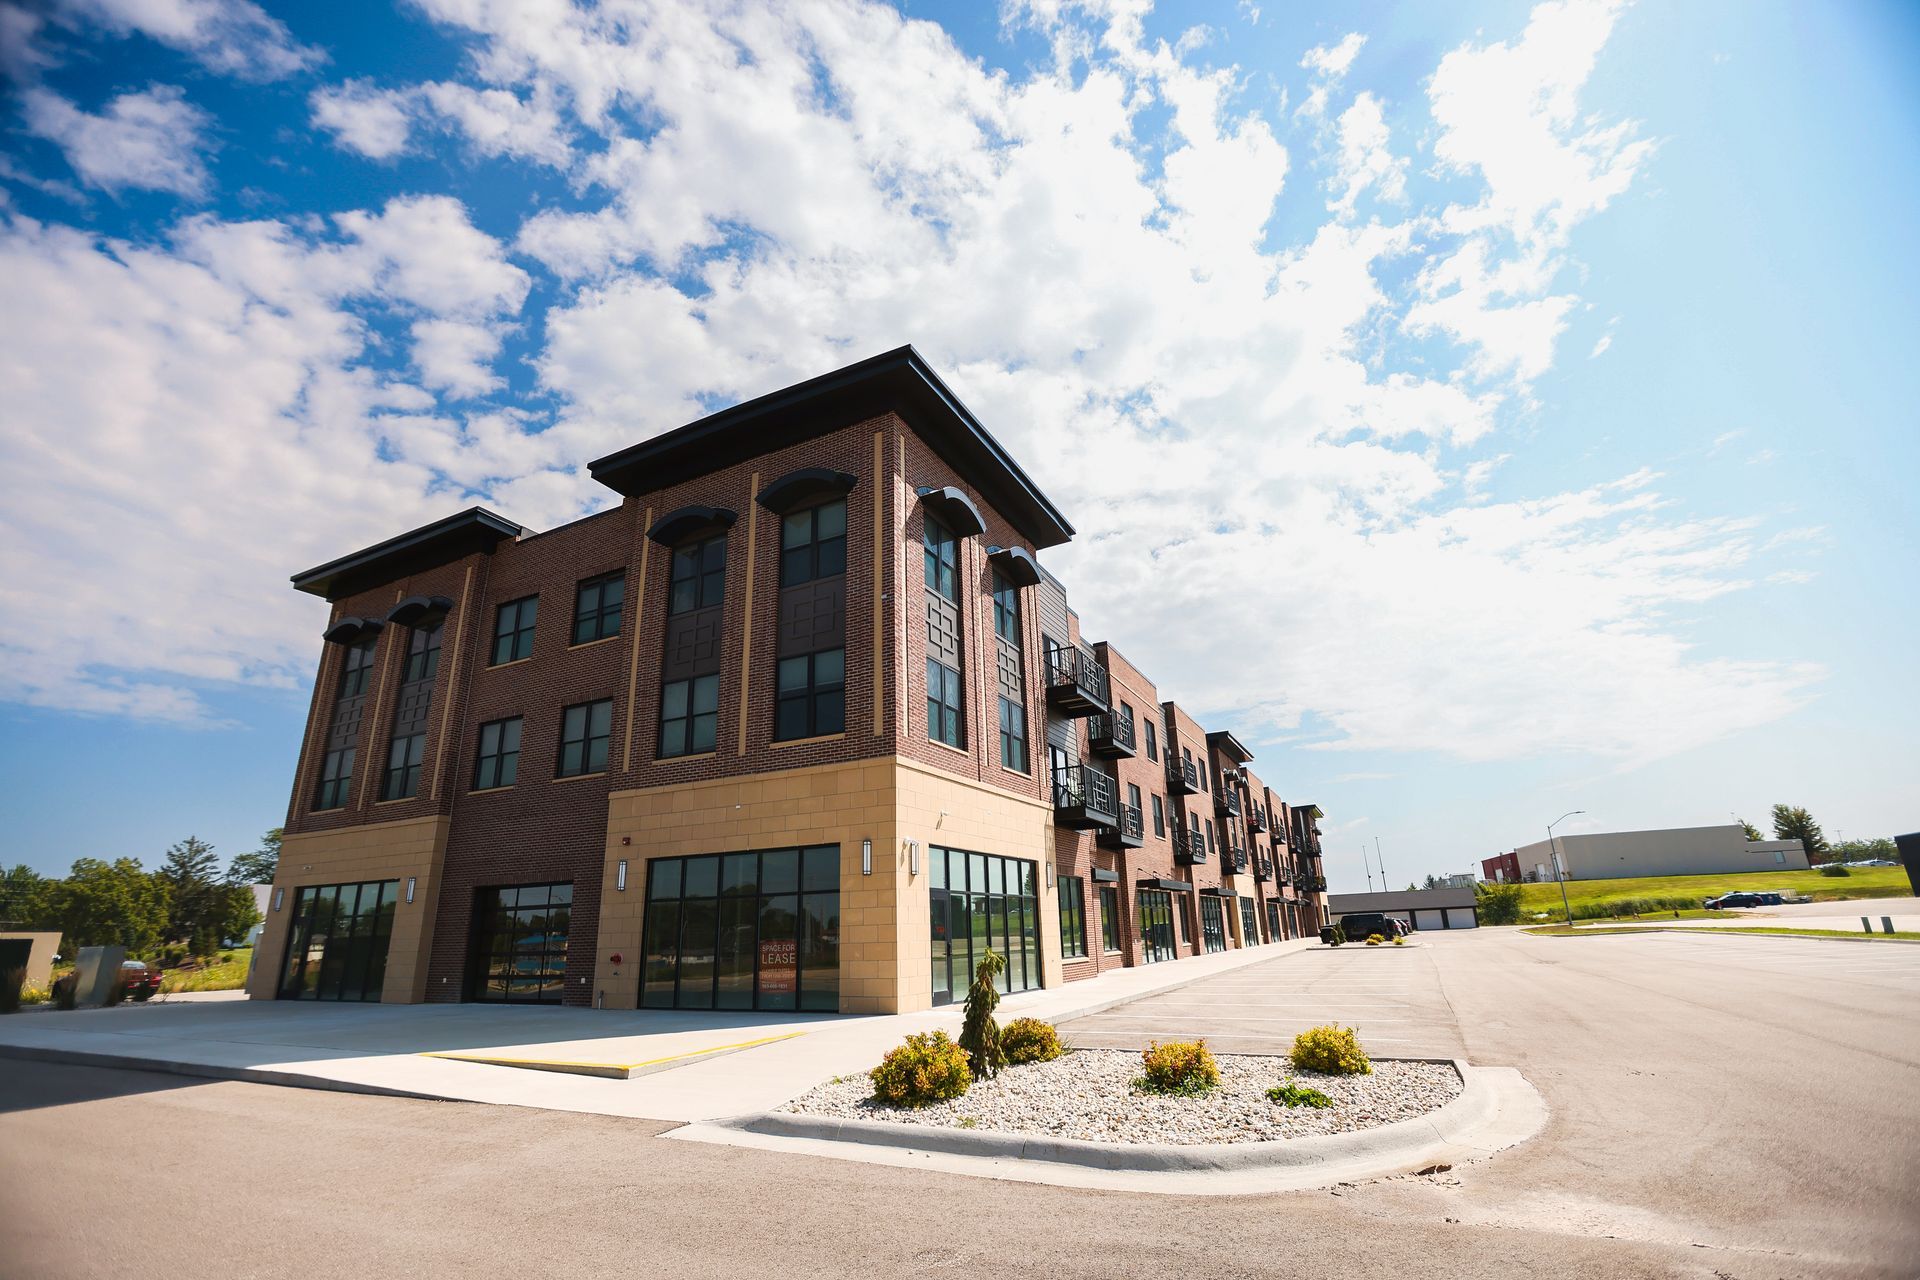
[1247,804,1268,833]
[1227,847,1248,874]
[1310,875,1327,893]
[1045,647,1111,717]
[1086,708,1136,758]
[1098,802,1144,850]
[1051,763,1120,830]
[1166,756,1200,795]
[1254,856,1274,881]
[1217,788,1241,818]
[1171,822,1208,866]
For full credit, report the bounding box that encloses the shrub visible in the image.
[958,949,1006,1080]
[1327,925,1345,947]
[1267,1080,1333,1109]
[1475,880,1525,926]
[1818,863,1851,878]
[1001,1018,1064,1065]
[1365,934,1384,946]
[870,1031,972,1107]
[1289,1024,1372,1076]
[51,972,78,1011]
[1136,1039,1220,1096]
[0,966,23,1014]
[19,983,49,1006]
[1391,936,1405,946]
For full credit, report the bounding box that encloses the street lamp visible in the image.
[1549,810,1585,926]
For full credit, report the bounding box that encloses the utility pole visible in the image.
[1363,845,1375,892]
[1549,810,1585,926]
[1376,837,1387,891]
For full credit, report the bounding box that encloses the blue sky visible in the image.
[1,0,1914,889]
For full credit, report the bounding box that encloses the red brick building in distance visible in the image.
[249,348,1330,1015]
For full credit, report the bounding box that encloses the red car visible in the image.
[119,960,163,1001]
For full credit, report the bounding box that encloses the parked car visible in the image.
[119,959,163,1001]
[1705,892,1765,910]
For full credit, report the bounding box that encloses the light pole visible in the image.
[1549,810,1585,926]
[1363,845,1375,892]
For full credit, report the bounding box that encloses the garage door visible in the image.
[1443,907,1477,929]
[1412,908,1445,931]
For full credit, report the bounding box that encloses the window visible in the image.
[1101,886,1121,952]
[382,732,424,801]
[556,699,612,776]
[927,658,963,747]
[643,847,840,1012]
[470,883,572,1004]
[491,596,538,665]
[992,571,1020,643]
[780,500,847,587]
[928,847,1041,1005]
[314,748,354,810]
[1151,793,1166,836]
[472,717,521,790]
[1058,876,1087,959]
[660,673,719,758]
[922,513,958,600]
[400,622,441,684]
[572,571,625,644]
[997,696,1027,771]
[278,880,397,1002]
[669,536,726,615]
[1185,746,1203,792]
[1143,719,1158,762]
[1205,818,1215,854]
[339,636,377,698]
[776,649,844,741]
[1127,782,1142,818]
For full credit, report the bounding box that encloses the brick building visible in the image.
[248,348,1329,1015]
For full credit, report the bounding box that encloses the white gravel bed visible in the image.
[781,1050,1461,1145]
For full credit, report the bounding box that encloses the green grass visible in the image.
[1512,867,1911,922]
[158,948,253,994]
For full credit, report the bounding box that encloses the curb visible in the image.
[696,1056,1528,1179]
[0,1041,462,1105]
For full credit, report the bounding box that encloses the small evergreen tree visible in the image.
[1771,805,1830,863]
[1737,819,1764,842]
[957,948,1006,1080]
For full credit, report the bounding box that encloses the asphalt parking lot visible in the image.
[4,926,1916,1278]
[1059,942,1467,1057]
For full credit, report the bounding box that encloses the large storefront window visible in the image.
[642,847,840,1012]
[469,883,572,1003]
[1266,900,1283,942]
[929,847,1040,1006]
[1200,896,1228,953]
[1240,897,1261,946]
[278,880,397,1002]
[1137,889,1177,964]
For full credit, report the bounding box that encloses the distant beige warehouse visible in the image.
[1485,823,1808,883]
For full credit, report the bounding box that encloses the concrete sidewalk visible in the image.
[0,939,1317,1121]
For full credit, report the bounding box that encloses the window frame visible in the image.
[927,657,964,748]
[922,512,959,601]
[338,636,377,699]
[556,698,613,777]
[1100,885,1122,953]
[491,596,539,666]
[1143,719,1158,762]
[1058,875,1088,959]
[659,673,720,759]
[668,534,727,616]
[571,571,626,645]
[472,716,522,791]
[991,570,1021,644]
[400,621,442,684]
[382,732,425,801]
[774,648,846,742]
[997,695,1027,771]
[779,498,848,588]
[1151,793,1166,837]
[313,747,355,811]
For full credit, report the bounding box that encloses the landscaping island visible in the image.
[783,1049,1461,1146]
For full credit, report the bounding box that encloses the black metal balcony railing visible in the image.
[1172,821,1208,866]
[1086,708,1136,758]
[1097,802,1144,850]
[1051,763,1120,830]
[1166,755,1200,795]
[1045,647,1111,717]
[1254,856,1274,881]
[1247,803,1268,832]
[1311,875,1327,893]
[1228,847,1248,874]
[1217,788,1241,818]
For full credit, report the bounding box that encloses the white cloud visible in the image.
[1589,332,1611,357]
[21,84,212,196]
[1327,91,1407,217]
[310,80,413,159]
[0,0,1821,768]
[1301,32,1365,79]
[54,0,320,80]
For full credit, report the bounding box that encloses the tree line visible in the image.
[1741,805,1896,865]
[0,830,281,960]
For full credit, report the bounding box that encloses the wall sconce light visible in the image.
[1046,860,1054,882]
[907,840,919,876]
[406,877,416,904]
[272,887,284,912]
[862,838,873,876]
[617,859,628,891]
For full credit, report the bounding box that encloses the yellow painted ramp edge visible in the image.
[421,1031,807,1080]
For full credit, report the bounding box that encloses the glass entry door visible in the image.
[1137,889,1176,963]
[1200,896,1228,953]
[1239,898,1260,946]
[1266,901,1283,941]
[469,883,572,1003]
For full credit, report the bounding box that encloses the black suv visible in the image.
[1339,913,1401,939]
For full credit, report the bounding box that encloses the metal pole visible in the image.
[1376,837,1387,891]
[1549,810,1584,926]
[1363,845,1375,892]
